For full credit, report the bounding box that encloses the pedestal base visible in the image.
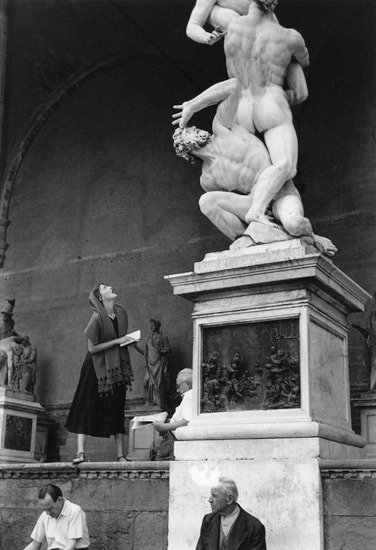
[165,241,370,549]
[0,388,52,463]
[125,405,163,461]
[168,458,323,550]
[354,393,376,458]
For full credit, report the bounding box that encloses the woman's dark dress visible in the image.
[66,318,126,437]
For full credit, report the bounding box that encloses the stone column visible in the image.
[165,239,370,550]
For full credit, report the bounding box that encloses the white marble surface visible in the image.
[168,459,323,550]
[174,436,365,461]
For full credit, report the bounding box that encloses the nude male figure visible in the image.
[220,0,309,227]
[186,0,308,108]
[172,78,336,255]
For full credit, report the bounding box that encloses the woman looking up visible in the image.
[66,283,135,463]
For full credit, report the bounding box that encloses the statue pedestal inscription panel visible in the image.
[165,240,370,550]
[0,388,51,462]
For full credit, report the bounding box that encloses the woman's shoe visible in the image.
[72,452,86,465]
[117,456,131,462]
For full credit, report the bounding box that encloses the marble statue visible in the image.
[0,299,37,395]
[135,319,171,408]
[173,79,336,255]
[175,0,336,255]
[0,336,24,389]
[353,291,376,392]
[0,298,17,340]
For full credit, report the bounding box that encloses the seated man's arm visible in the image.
[23,541,42,550]
[153,418,188,433]
[249,522,267,550]
[187,0,222,44]
[63,539,80,550]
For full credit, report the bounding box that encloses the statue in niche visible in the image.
[135,319,171,408]
[0,299,18,340]
[353,291,376,392]
[0,299,37,396]
[174,0,336,255]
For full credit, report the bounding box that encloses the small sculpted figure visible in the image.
[353,291,376,392]
[0,336,25,388]
[19,336,37,392]
[0,298,17,340]
[134,318,171,408]
[172,78,336,255]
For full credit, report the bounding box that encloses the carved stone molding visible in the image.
[0,461,170,479]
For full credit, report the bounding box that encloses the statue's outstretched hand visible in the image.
[172,102,194,128]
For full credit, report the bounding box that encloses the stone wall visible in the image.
[0,463,169,550]
[322,461,376,550]
[2,460,376,550]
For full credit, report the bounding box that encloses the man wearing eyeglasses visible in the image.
[152,368,193,460]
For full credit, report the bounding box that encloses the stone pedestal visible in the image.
[165,240,370,550]
[354,393,376,458]
[0,388,53,463]
[125,403,163,461]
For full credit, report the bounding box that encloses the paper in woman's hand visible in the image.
[120,330,141,346]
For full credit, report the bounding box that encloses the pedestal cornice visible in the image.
[165,240,371,313]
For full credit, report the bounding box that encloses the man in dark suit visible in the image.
[196,477,267,550]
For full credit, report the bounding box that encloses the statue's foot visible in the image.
[313,235,338,257]
[230,235,254,250]
[245,211,281,230]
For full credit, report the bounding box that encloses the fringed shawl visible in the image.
[84,291,134,395]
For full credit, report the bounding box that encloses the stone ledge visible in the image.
[0,460,170,479]
[320,459,376,478]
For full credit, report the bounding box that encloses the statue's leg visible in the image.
[273,180,314,238]
[199,191,252,241]
[245,121,298,227]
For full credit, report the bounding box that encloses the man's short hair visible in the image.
[38,484,62,502]
[218,477,239,502]
[255,0,278,13]
[177,368,193,387]
[173,127,211,164]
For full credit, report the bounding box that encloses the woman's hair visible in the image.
[91,283,104,303]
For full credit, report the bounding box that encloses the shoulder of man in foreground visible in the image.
[202,505,264,526]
